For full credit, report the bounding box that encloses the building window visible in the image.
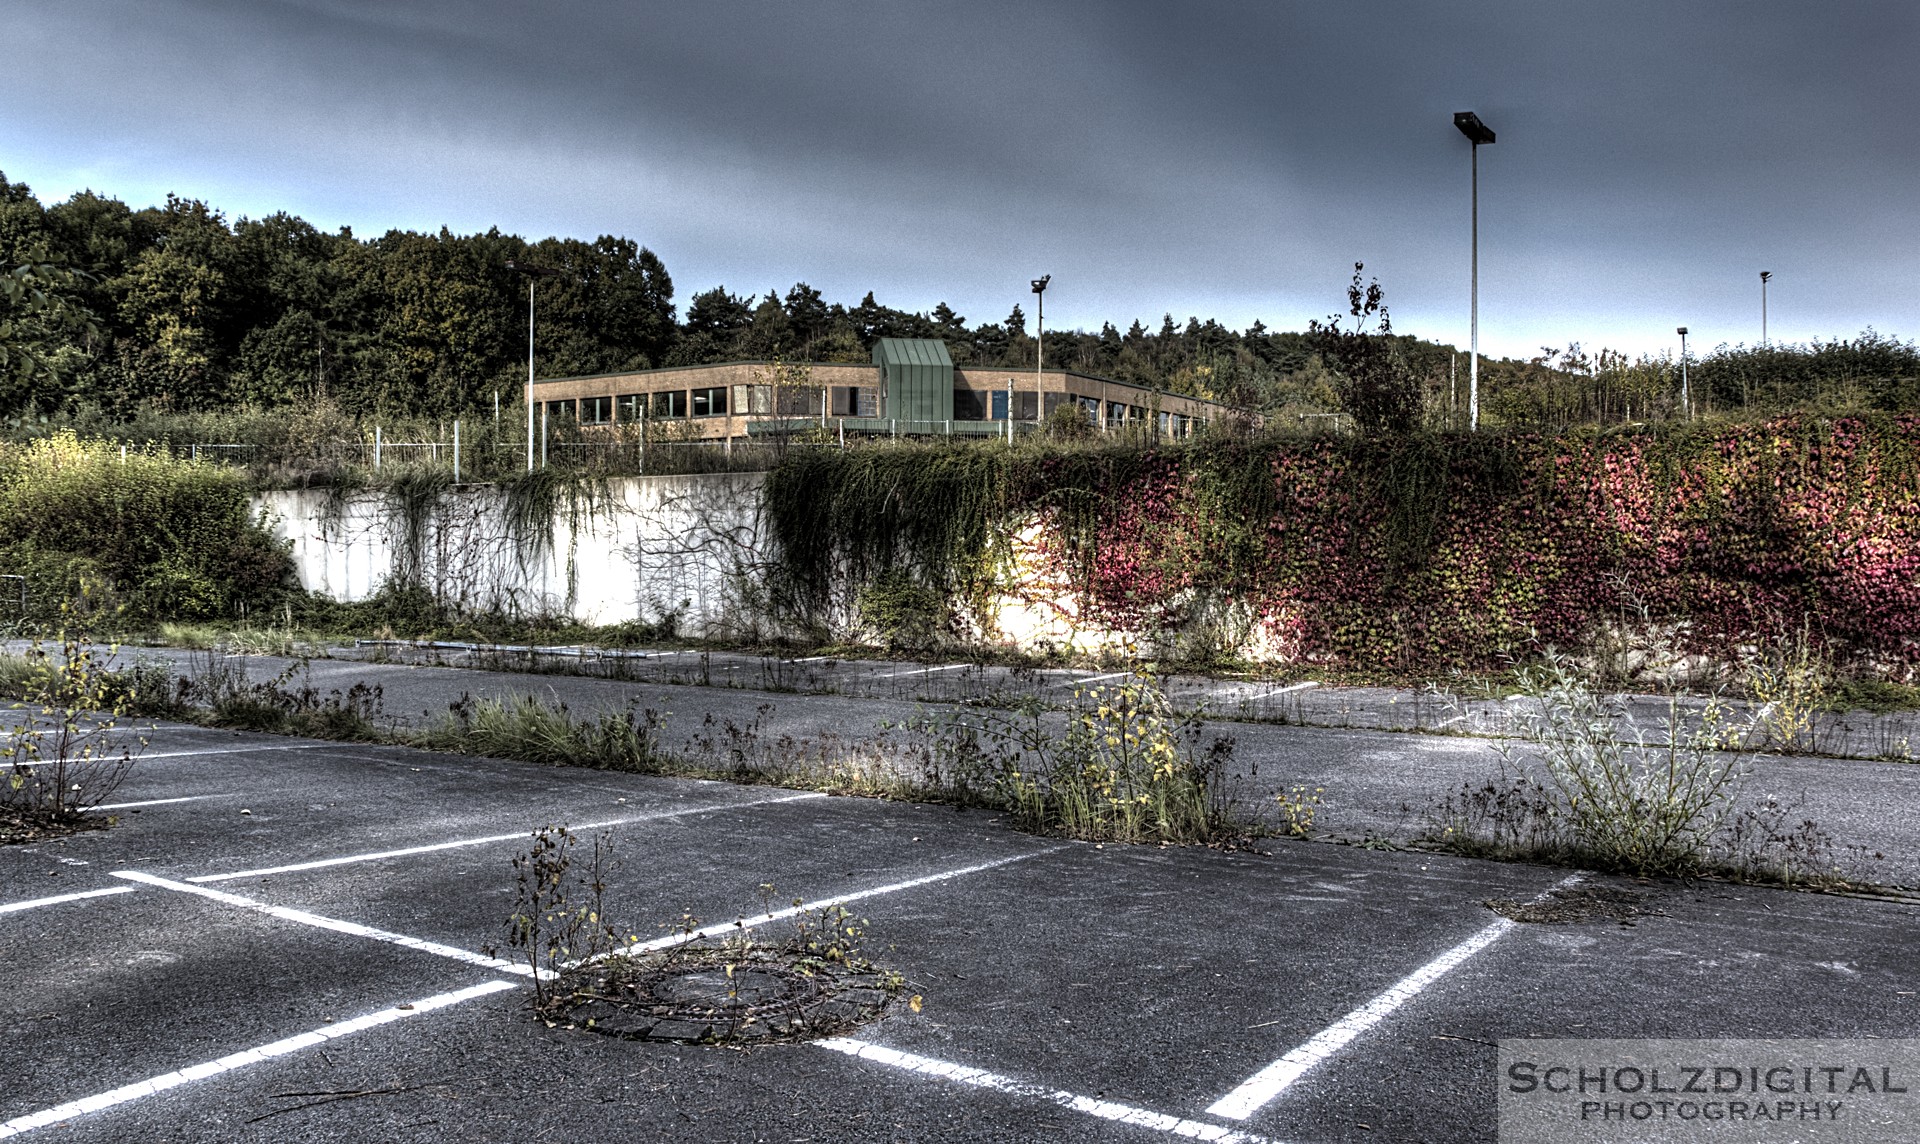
[545,399,576,421]
[691,386,728,417]
[832,386,879,417]
[954,389,986,420]
[1107,401,1128,424]
[732,384,773,415]
[652,390,687,418]
[616,393,644,421]
[582,396,613,424]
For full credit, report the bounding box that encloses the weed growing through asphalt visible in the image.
[1425,656,1742,876]
[502,824,623,1008]
[2,626,149,840]
[181,650,388,739]
[1743,622,1832,754]
[1424,654,1881,887]
[495,832,914,1042]
[424,693,665,772]
[905,673,1256,845]
[1274,785,1325,837]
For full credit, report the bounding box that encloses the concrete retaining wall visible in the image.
[257,473,773,638]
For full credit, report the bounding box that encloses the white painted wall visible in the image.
[257,473,772,637]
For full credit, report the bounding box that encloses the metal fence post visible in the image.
[453,419,461,483]
[374,425,383,471]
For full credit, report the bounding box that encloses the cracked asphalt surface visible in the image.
[3,668,1919,1141]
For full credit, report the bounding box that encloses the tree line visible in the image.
[3,171,1914,428]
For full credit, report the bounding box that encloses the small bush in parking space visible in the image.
[1425,654,1882,887]
[2,628,148,839]
[913,673,1255,845]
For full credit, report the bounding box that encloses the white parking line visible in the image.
[1205,873,1585,1121]
[9,743,329,768]
[914,663,973,676]
[0,886,138,916]
[88,795,232,812]
[1054,670,1133,689]
[185,791,827,883]
[136,744,335,762]
[0,980,515,1139]
[1265,681,1318,696]
[113,871,542,978]
[817,1038,1280,1144]
[614,848,1064,959]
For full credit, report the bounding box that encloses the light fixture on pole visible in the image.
[1454,111,1495,431]
[1030,275,1050,428]
[507,260,563,471]
[1760,271,1772,346]
[1676,327,1689,417]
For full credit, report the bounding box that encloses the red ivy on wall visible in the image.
[1039,417,1920,672]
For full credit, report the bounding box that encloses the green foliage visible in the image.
[3,628,146,826]
[1307,263,1419,434]
[0,432,293,621]
[917,674,1250,844]
[506,825,623,1008]
[424,694,664,772]
[855,568,946,651]
[762,442,1012,623]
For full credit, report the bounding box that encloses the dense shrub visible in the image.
[0,431,293,622]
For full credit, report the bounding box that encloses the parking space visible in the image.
[4,721,1919,1142]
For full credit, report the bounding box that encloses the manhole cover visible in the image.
[643,964,821,1019]
[558,950,901,1044]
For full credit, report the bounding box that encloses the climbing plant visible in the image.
[762,415,1920,674]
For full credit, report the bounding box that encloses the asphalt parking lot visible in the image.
[3,718,1919,1142]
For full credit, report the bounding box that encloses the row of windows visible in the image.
[544,387,732,422]
[540,385,1207,427]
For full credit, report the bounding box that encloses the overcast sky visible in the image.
[5,0,1915,358]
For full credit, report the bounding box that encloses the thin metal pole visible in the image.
[374,425,382,471]
[1469,140,1480,432]
[540,404,548,469]
[453,419,461,482]
[525,281,536,472]
[1035,289,1043,430]
[1680,332,1689,417]
[1762,277,1769,346]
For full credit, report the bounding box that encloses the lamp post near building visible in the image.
[507,260,563,471]
[1030,275,1050,429]
[1677,327,1689,418]
[1454,111,1496,431]
[1760,271,1772,345]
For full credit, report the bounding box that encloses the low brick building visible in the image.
[527,338,1245,442]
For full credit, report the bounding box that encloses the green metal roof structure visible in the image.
[872,338,954,423]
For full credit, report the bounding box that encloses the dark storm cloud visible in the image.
[5,0,1916,355]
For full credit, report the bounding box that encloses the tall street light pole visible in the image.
[1677,326,1689,418]
[507,260,562,471]
[1760,271,1772,346]
[1454,112,1496,431]
[1031,275,1050,429]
